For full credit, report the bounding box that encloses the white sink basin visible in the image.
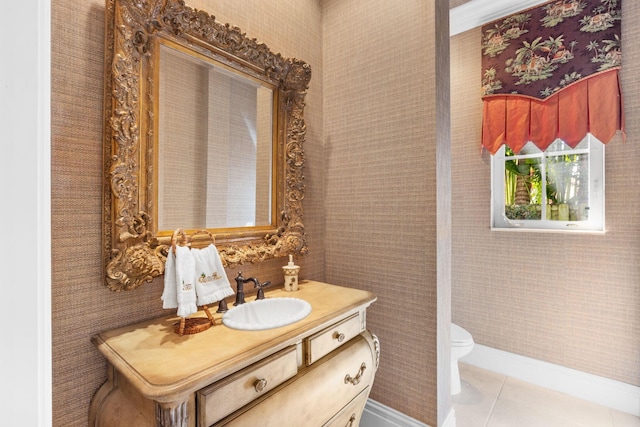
[222,298,312,331]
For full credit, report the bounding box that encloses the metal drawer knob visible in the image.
[334,332,346,342]
[254,378,268,393]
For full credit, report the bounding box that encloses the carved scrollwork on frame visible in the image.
[103,0,311,291]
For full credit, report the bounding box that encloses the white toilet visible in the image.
[451,323,474,395]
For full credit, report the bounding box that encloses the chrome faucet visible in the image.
[234,272,271,305]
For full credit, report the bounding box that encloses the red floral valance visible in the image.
[481,0,624,154]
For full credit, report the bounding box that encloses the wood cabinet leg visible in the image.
[155,400,189,427]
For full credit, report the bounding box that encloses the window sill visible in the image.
[490,226,605,235]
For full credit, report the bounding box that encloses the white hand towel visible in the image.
[162,245,198,317]
[192,244,234,306]
[161,248,178,309]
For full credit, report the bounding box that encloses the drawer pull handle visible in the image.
[254,378,268,393]
[345,414,356,427]
[344,362,366,386]
[334,332,346,342]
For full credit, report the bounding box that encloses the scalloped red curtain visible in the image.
[480,0,624,154]
[482,69,624,154]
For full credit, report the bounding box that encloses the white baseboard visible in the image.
[361,399,431,427]
[461,344,640,416]
[361,399,456,427]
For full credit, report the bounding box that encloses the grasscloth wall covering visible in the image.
[323,0,450,425]
[451,1,640,386]
[51,1,323,425]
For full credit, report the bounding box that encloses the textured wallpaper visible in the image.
[49,0,636,426]
[323,0,448,424]
[51,1,323,425]
[450,1,640,387]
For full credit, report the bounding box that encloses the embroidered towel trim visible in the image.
[192,244,234,306]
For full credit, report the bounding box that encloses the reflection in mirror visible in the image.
[103,0,311,291]
[158,44,275,230]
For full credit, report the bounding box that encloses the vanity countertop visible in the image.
[92,280,376,402]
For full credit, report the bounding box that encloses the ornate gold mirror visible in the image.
[103,0,311,291]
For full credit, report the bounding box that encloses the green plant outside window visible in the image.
[492,136,604,232]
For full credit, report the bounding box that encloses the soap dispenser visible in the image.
[282,254,300,291]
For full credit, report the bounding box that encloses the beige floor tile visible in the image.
[497,377,613,427]
[454,364,640,427]
[457,363,506,400]
[612,409,640,427]
[453,363,506,427]
[454,405,492,427]
[487,397,588,427]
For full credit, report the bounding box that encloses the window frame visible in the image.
[490,135,605,233]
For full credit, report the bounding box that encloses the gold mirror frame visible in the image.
[103,0,311,291]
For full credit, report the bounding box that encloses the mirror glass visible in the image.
[157,43,275,230]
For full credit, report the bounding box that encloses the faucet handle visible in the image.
[255,281,271,300]
[216,299,228,313]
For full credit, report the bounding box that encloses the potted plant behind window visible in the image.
[504,156,542,220]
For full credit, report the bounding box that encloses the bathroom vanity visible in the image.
[95,3,372,424]
[89,281,379,426]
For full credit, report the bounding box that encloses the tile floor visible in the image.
[453,363,640,427]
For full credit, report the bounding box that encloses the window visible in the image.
[491,135,604,232]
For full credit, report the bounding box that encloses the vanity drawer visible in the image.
[306,313,362,365]
[197,346,298,426]
[322,387,370,427]
[216,331,376,427]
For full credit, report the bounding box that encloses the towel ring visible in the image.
[191,229,216,245]
[170,228,189,255]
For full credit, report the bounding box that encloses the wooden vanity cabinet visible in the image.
[211,331,377,426]
[89,281,379,427]
[197,346,300,424]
